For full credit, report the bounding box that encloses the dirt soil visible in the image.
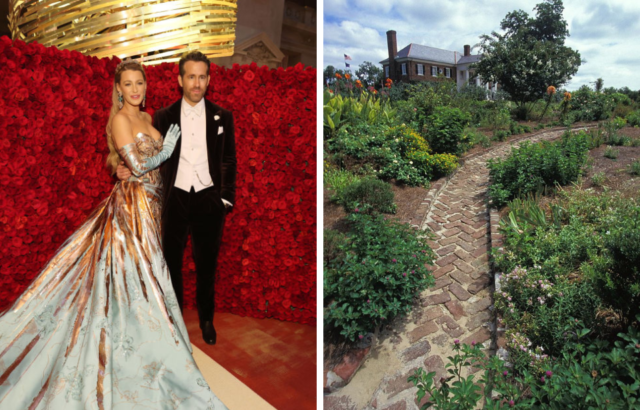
[580,126,640,194]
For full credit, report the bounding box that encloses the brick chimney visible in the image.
[464,44,471,57]
[387,30,397,81]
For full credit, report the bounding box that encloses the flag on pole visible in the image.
[345,62,350,68]
[344,54,352,60]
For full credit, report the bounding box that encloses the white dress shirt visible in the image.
[174,98,231,206]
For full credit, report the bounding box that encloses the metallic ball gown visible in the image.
[0,134,228,409]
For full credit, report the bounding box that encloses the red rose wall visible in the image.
[0,37,316,326]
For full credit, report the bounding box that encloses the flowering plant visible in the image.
[324,210,436,341]
[0,36,316,325]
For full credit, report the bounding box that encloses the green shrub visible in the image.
[487,131,589,207]
[427,106,471,155]
[324,167,362,203]
[613,103,634,119]
[494,129,511,141]
[324,212,436,341]
[465,128,491,149]
[410,325,640,410]
[604,146,619,159]
[630,160,640,176]
[324,229,347,265]
[585,127,605,149]
[570,85,616,121]
[494,189,640,371]
[627,111,640,127]
[591,172,606,186]
[589,205,640,319]
[340,178,396,214]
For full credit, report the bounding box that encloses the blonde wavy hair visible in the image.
[105,60,147,175]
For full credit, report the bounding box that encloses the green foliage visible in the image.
[630,160,640,176]
[323,90,397,138]
[409,342,486,410]
[396,81,456,132]
[627,111,640,127]
[465,128,491,149]
[494,189,640,369]
[588,204,640,318]
[487,130,589,207]
[355,61,384,88]
[591,172,606,186]
[327,123,454,187]
[604,146,619,159]
[427,107,471,155]
[324,229,347,265]
[324,167,362,203]
[570,85,616,121]
[324,211,436,341]
[340,178,396,214]
[410,327,640,410]
[473,0,581,118]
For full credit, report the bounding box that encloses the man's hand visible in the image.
[116,161,132,181]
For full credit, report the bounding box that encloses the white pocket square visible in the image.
[218,126,224,135]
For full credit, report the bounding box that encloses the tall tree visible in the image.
[473,0,581,119]
[323,65,347,86]
[355,61,384,88]
[593,78,604,93]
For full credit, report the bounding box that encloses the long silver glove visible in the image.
[118,124,181,177]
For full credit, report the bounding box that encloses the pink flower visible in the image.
[546,370,553,378]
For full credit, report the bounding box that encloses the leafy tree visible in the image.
[323,65,347,87]
[593,77,604,93]
[473,0,581,119]
[355,61,384,88]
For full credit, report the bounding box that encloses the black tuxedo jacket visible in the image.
[153,98,237,222]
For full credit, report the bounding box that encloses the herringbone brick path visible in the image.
[324,127,593,410]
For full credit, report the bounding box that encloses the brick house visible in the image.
[380,30,497,92]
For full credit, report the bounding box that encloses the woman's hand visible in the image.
[116,161,132,180]
[162,124,181,156]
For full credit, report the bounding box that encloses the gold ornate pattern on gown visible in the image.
[0,133,227,409]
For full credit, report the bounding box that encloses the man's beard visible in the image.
[187,88,204,102]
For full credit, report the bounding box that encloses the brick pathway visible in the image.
[324,127,593,410]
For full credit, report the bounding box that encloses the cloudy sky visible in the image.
[323,0,640,91]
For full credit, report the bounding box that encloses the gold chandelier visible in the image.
[8,0,237,65]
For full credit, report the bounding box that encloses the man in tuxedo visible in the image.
[117,51,236,345]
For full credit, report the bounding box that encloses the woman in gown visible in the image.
[0,60,228,409]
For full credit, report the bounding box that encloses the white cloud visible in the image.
[324,0,640,90]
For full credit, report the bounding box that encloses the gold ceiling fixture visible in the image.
[8,0,237,65]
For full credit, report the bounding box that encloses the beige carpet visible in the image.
[192,344,277,410]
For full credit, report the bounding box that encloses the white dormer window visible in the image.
[445,67,451,78]
[385,66,389,78]
[417,64,424,76]
[431,66,438,76]
[401,63,407,75]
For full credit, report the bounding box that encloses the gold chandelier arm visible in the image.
[9,0,237,65]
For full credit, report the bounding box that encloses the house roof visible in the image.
[457,55,481,64]
[380,43,481,66]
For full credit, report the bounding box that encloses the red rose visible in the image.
[243,70,255,82]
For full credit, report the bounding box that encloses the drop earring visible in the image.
[142,94,146,108]
[118,92,123,109]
